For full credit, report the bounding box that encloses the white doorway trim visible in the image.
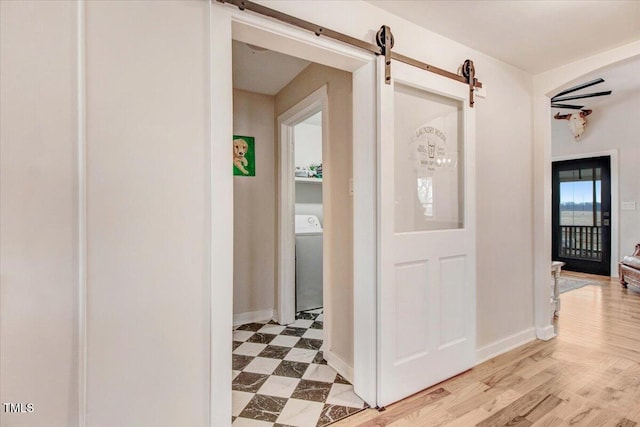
[277,85,328,327]
[211,4,378,422]
[551,150,619,278]
[210,7,234,427]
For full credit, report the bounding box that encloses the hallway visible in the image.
[334,273,640,426]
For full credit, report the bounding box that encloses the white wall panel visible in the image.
[85,1,210,425]
[0,1,79,426]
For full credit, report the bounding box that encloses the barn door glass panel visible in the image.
[394,83,464,232]
[558,167,603,260]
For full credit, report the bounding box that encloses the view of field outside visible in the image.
[560,177,602,226]
[560,210,602,226]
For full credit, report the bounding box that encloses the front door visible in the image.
[552,156,611,275]
[377,58,476,406]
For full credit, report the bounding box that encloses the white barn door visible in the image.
[377,57,476,406]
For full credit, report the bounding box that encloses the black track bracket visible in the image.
[462,59,476,107]
[376,25,394,85]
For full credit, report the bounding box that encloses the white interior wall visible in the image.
[473,54,535,351]
[1,1,212,426]
[552,79,640,263]
[0,2,78,426]
[232,89,277,323]
[84,2,210,425]
[294,120,324,224]
[294,121,322,168]
[295,183,324,225]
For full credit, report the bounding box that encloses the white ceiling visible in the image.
[232,40,310,95]
[366,0,640,74]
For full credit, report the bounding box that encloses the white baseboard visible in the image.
[535,325,557,341]
[233,309,274,327]
[476,327,537,365]
[324,349,353,384]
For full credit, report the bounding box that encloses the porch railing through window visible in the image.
[559,225,602,260]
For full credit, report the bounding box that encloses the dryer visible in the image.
[295,215,323,312]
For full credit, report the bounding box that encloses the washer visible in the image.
[295,215,323,312]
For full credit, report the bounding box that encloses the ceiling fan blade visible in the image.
[551,90,612,103]
[551,103,584,110]
[551,78,604,100]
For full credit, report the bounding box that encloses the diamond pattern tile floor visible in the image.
[232,309,366,427]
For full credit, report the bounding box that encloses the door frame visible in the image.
[276,85,328,326]
[211,5,378,425]
[552,150,619,277]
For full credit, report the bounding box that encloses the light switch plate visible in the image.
[621,201,636,211]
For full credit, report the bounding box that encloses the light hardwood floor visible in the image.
[335,272,640,426]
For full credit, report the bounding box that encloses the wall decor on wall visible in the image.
[550,77,612,140]
[233,135,255,176]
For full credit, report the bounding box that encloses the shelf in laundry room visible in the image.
[295,177,323,183]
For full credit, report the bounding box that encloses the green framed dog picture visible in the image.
[233,135,255,176]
